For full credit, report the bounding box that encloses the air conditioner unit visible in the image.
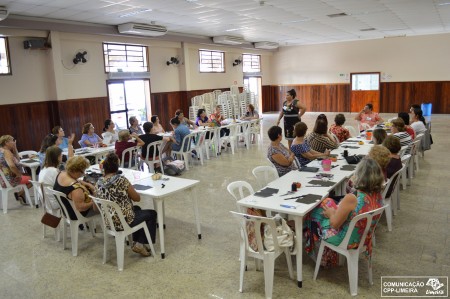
[254,41,279,49]
[213,35,246,45]
[0,6,9,21]
[118,23,167,37]
[108,72,151,79]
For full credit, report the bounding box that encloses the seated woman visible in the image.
[39,133,74,166]
[150,115,165,134]
[80,123,104,148]
[115,130,145,167]
[267,126,297,177]
[175,109,196,129]
[382,136,403,179]
[39,145,63,210]
[195,108,211,127]
[397,112,415,139]
[170,117,191,153]
[129,116,144,135]
[372,128,387,145]
[95,153,157,257]
[391,118,413,154]
[38,134,59,166]
[0,135,31,205]
[306,117,339,153]
[102,119,119,145]
[291,122,330,167]
[140,122,174,167]
[410,108,427,135]
[53,156,98,218]
[210,105,230,137]
[368,145,391,180]
[52,126,74,151]
[241,104,259,120]
[329,114,350,143]
[304,158,384,267]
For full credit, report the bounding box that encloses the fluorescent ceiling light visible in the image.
[119,8,152,18]
[438,2,450,5]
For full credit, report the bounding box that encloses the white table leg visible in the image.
[294,216,303,288]
[154,199,165,259]
[191,188,201,239]
[31,167,39,208]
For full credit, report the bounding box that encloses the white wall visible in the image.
[271,33,450,84]
[0,28,273,105]
[0,35,53,104]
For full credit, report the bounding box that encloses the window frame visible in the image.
[103,42,149,73]
[242,53,261,73]
[0,37,12,76]
[198,49,225,73]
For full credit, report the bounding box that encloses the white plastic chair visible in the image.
[227,181,254,207]
[408,140,420,179]
[358,122,371,132]
[252,166,279,189]
[0,169,32,213]
[78,140,84,148]
[330,132,340,146]
[382,168,402,232]
[30,180,60,240]
[192,130,207,166]
[140,141,164,174]
[172,132,196,170]
[230,211,294,299]
[203,127,219,159]
[91,196,156,271]
[393,163,407,212]
[398,145,408,157]
[47,187,100,256]
[412,134,424,171]
[236,122,251,150]
[119,146,139,170]
[18,150,38,159]
[400,154,411,190]
[344,125,358,138]
[313,206,386,296]
[220,123,238,155]
[248,118,262,144]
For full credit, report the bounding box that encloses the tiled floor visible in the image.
[1,112,449,298]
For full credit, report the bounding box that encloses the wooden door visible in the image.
[350,73,380,112]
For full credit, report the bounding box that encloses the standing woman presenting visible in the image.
[276,89,307,148]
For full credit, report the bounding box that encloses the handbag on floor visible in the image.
[41,212,61,228]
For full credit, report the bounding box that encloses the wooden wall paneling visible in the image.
[0,101,55,151]
[57,97,110,148]
[150,91,186,130]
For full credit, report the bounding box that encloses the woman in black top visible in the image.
[276,89,307,148]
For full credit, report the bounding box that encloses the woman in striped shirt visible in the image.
[391,118,412,154]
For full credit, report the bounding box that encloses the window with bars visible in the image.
[199,49,225,73]
[103,42,149,73]
[242,54,261,73]
[0,37,11,75]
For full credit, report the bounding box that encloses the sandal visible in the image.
[17,195,28,205]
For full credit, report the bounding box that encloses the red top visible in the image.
[329,124,350,143]
[405,125,416,140]
[115,141,137,162]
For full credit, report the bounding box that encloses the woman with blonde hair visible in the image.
[368,145,391,179]
[53,156,98,218]
[0,135,31,205]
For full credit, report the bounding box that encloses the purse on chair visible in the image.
[41,212,61,228]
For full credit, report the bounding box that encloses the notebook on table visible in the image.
[133,184,153,191]
[296,194,322,204]
[307,180,336,187]
[299,166,319,173]
[340,165,357,171]
[254,187,279,198]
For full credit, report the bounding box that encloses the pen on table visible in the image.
[280,204,297,209]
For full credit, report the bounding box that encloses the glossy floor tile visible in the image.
[1,112,448,298]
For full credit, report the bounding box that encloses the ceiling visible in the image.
[1,0,450,47]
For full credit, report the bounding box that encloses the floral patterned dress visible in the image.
[0,149,22,188]
[304,191,383,267]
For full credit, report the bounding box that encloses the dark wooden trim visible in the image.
[262,81,450,114]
